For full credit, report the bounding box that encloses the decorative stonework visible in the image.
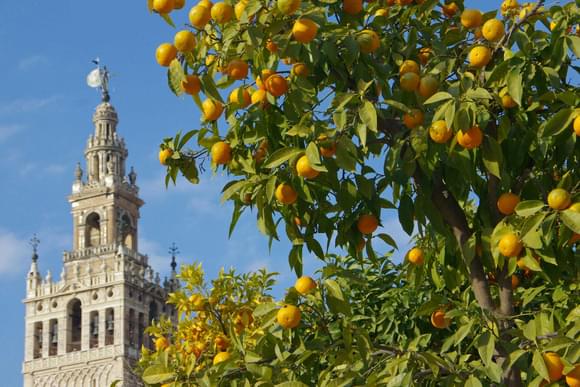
[23,97,178,387]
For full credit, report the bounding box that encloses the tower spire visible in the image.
[168,243,179,273]
[29,234,40,263]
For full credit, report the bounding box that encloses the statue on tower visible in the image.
[86,58,111,102]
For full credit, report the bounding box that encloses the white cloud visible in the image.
[0,230,30,275]
[0,95,61,116]
[18,55,49,71]
[0,124,22,143]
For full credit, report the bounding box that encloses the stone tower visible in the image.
[22,89,178,387]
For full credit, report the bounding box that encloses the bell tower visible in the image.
[22,67,178,387]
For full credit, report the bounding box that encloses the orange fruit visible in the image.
[442,2,458,18]
[501,94,518,109]
[159,148,174,165]
[469,46,492,68]
[407,247,424,265]
[181,74,201,95]
[292,63,309,77]
[211,141,232,164]
[174,30,196,52]
[227,59,249,80]
[211,2,233,23]
[155,43,177,67]
[482,19,505,42]
[295,276,317,295]
[266,39,278,53]
[296,155,320,179]
[275,183,298,205]
[213,351,230,365]
[543,352,564,382]
[418,75,438,98]
[399,59,420,75]
[498,233,523,257]
[570,202,580,213]
[234,1,247,19]
[292,18,318,43]
[474,28,483,39]
[256,69,276,90]
[356,29,380,54]
[343,0,363,15]
[357,214,379,235]
[431,310,451,328]
[501,0,519,15]
[456,126,483,149]
[155,336,170,351]
[174,0,185,8]
[400,73,420,92]
[277,304,301,328]
[202,99,224,121]
[429,120,453,144]
[403,109,424,129]
[251,89,269,108]
[294,216,303,227]
[547,188,571,210]
[318,135,337,157]
[229,87,251,108]
[574,116,580,136]
[461,9,483,29]
[497,192,520,215]
[153,0,175,13]
[565,364,580,387]
[511,274,520,289]
[277,0,301,15]
[199,0,214,9]
[214,335,229,351]
[418,47,432,65]
[265,74,288,97]
[189,5,211,29]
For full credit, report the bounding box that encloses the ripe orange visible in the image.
[275,183,298,205]
[229,87,251,108]
[574,116,580,136]
[431,310,451,329]
[482,19,505,42]
[292,63,309,77]
[357,214,379,235]
[296,155,319,179]
[418,47,432,65]
[266,39,278,53]
[318,135,337,157]
[277,304,301,328]
[294,216,303,227]
[227,59,249,80]
[497,193,520,215]
[547,188,571,210]
[511,274,520,289]
[343,0,362,15]
[429,120,453,144]
[256,69,276,90]
[265,74,288,97]
[211,2,233,23]
[181,74,201,95]
[474,28,483,39]
[174,0,185,9]
[501,0,519,15]
[214,335,229,351]
[501,94,518,109]
[403,109,424,129]
[292,18,318,43]
[155,43,177,67]
[174,30,196,52]
[277,0,301,15]
[357,29,380,54]
[295,276,317,295]
[211,141,232,164]
[189,5,211,29]
[202,99,224,121]
[213,351,231,365]
[155,336,170,351]
[159,148,174,165]
[153,0,175,14]
[418,75,438,98]
[498,233,523,257]
[199,0,214,9]
[570,202,580,213]
[456,126,483,149]
[469,46,492,68]
[407,247,424,265]
[251,89,269,108]
[442,2,459,18]
[399,59,420,76]
[461,9,483,29]
[400,73,420,92]
[543,352,564,382]
[565,364,580,387]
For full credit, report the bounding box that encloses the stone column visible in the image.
[24,322,34,361]
[42,320,49,358]
[81,310,90,351]
[58,316,67,354]
[99,309,106,347]
[107,206,116,245]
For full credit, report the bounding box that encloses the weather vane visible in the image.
[168,243,179,272]
[86,58,111,102]
[29,234,40,262]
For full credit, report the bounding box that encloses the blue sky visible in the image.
[0,0,497,384]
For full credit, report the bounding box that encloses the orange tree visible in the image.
[139,0,580,385]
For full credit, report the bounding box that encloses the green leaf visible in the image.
[324,279,351,316]
[160,13,176,27]
[424,91,454,105]
[477,331,495,366]
[465,376,482,387]
[541,108,574,137]
[263,147,303,169]
[482,137,503,179]
[142,364,174,384]
[384,99,411,113]
[398,195,414,235]
[378,233,398,249]
[253,302,278,317]
[359,100,377,132]
[561,209,580,233]
[306,141,326,171]
[201,73,224,103]
[507,68,523,106]
[515,201,545,217]
[168,60,185,96]
[275,382,309,387]
[532,350,550,381]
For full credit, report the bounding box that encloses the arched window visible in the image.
[85,213,101,247]
[67,299,82,352]
[127,309,135,347]
[33,322,43,359]
[89,311,99,348]
[49,319,58,356]
[92,154,99,181]
[121,214,134,249]
[105,308,114,345]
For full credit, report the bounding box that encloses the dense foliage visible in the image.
[138,0,580,385]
